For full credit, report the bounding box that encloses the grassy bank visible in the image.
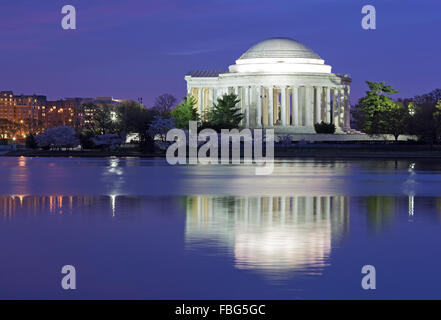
[1,149,163,158]
[274,144,441,159]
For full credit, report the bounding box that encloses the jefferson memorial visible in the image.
[185,37,352,134]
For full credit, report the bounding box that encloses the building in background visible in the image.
[0,91,47,139]
[0,91,127,139]
[82,96,127,127]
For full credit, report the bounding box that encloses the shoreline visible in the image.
[3,146,441,160]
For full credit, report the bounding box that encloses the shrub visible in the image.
[92,134,124,150]
[25,134,38,149]
[277,135,293,147]
[314,121,336,134]
[79,131,97,149]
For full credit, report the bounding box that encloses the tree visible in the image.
[79,131,97,150]
[35,126,79,150]
[0,119,22,139]
[25,134,38,149]
[115,101,154,149]
[414,89,441,106]
[152,93,177,117]
[148,116,175,142]
[380,102,410,141]
[205,93,243,131]
[434,100,441,140]
[405,89,441,143]
[83,103,116,135]
[170,95,199,129]
[352,81,407,139]
[22,118,44,135]
[35,132,52,150]
[0,119,12,138]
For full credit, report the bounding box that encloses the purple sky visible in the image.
[1,0,440,106]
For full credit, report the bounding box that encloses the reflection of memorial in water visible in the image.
[185,195,349,278]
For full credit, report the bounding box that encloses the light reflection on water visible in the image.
[2,157,441,298]
[185,196,349,279]
[2,192,441,282]
[3,156,441,197]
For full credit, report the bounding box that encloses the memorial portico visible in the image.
[185,38,352,134]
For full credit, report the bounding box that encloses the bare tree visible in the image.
[152,94,177,116]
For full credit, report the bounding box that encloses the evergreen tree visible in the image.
[170,95,199,129]
[206,93,243,131]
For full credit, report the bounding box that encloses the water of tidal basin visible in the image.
[1,157,441,299]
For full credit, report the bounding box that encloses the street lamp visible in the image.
[408,102,416,116]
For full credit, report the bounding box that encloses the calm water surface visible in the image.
[1,157,441,299]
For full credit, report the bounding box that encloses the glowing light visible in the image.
[409,195,415,216]
[18,156,26,167]
[110,195,117,217]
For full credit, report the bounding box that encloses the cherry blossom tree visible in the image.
[35,126,79,150]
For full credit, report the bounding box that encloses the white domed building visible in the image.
[185,37,352,134]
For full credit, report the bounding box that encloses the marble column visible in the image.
[257,86,262,127]
[203,88,207,117]
[305,86,313,127]
[211,88,216,109]
[286,88,291,126]
[273,89,279,124]
[268,87,274,126]
[198,87,203,118]
[325,87,331,123]
[339,88,345,129]
[344,86,351,129]
[315,86,322,123]
[263,88,268,126]
[237,87,243,125]
[293,86,299,127]
[281,87,287,126]
[333,88,339,127]
[245,86,250,127]
[299,87,305,126]
[249,86,256,128]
